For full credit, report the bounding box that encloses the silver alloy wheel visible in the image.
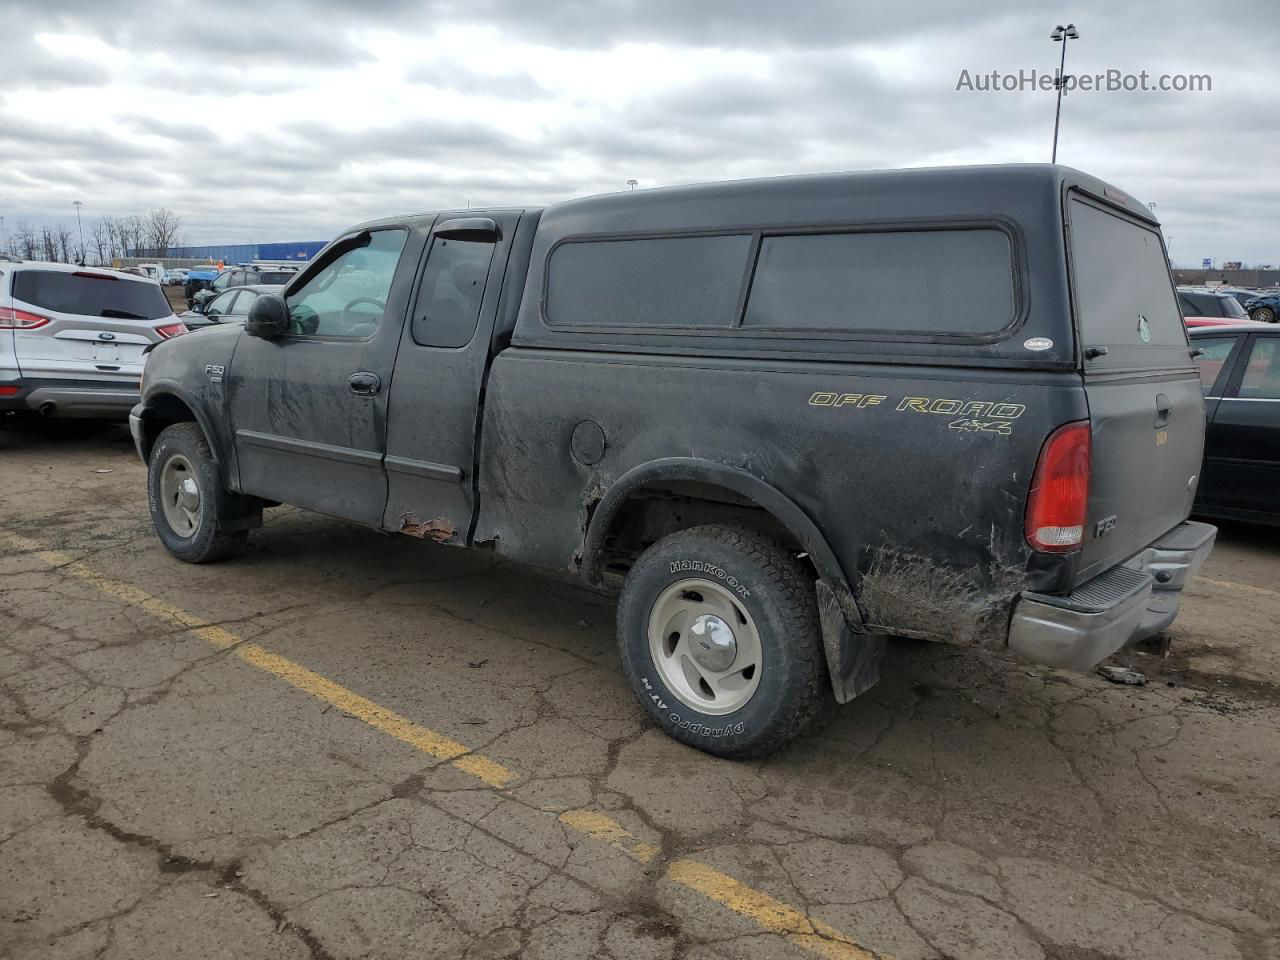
[647,577,763,716]
[159,453,202,538]
[1256,307,1276,323]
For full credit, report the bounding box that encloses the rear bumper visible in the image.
[1008,521,1216,671]
[0,379,140,419]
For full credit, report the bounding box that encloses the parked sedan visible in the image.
[190,267,299,310]
[1189,323,1280,524]
[1243,291,1280,324]
[179,284,283,330]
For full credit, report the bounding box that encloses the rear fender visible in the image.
[582,458,880,703]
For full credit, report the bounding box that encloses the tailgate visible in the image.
[1066,193,1204,584]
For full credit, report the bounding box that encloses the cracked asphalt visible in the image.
[2,420,1279,960]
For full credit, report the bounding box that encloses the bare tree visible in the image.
[91,217,111,265]
[145,208,183,257]
[40,226,57,262]
[56,224,75,263]
[14,220,36,260]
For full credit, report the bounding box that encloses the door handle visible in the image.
[1154,392,1171,429]
[348,372,381,396]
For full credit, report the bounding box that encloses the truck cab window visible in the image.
[285,229,407,338]
[411,237,494,348]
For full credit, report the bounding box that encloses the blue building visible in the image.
[129,240,328,263]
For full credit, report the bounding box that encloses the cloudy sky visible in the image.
[0,0,1273,266]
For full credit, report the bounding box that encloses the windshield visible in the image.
[13,270,172,320]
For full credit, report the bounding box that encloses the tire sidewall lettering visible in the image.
[667,559,752,600]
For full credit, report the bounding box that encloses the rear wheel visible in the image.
[617,524,829,758]
[1252,306,1276,323]
[147,422,248,563]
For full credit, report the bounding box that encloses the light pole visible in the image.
[1050,23,1078,163]
[73,200,85,264]
[626,179,638,191]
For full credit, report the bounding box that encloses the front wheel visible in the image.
[1251,306,1276,323]
[617,525,829,758]
[147,422,248,563]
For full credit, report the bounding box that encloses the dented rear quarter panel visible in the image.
[475,350,1088,645]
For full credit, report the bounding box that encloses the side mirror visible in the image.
[192,300,207,314]
[246,293,291,338]
[193,289,214,306]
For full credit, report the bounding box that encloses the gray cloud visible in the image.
[0,0,1275,265]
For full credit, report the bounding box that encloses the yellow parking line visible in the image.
[5,534,518,788]
[5,532,885,959]
[558,808,659,864]
[1197,576,1280,601]
[670,860,883,959]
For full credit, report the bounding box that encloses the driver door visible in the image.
[228,227,419,526]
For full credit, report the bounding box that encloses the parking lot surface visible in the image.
[2,421,1278,960]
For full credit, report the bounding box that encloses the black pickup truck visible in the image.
[132,165,1215,757]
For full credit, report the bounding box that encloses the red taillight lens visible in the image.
[155,322,189,339]
[0,386,20,396]
[1025,421,1092,552]
[0,307,51,329]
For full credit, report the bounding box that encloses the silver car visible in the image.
[0,257,187,418]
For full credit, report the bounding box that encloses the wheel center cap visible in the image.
[178,477,201,511]
[689,614,737,673]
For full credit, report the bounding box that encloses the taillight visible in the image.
[0,386,20,396]
[155,322,189,339]
[0,307,51,329]
[1025,421,1092,552]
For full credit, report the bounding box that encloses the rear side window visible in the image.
[1191,336,1237,394]
[743,229,1014,334]
[1069,199,1185,347]
[412,237,495,348]
[1178,292,1223,318]
[1220,296,1247,319]
[1239,338,1280,399]
[547,234,752,327]
[12,270,172,320]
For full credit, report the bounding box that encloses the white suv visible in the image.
[0,258,188,419]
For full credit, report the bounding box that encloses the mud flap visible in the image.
[816,579,884,704]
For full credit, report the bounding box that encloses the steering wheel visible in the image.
[341,297,386,329]
[290,307,320,336]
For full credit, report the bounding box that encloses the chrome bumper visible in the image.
[1008,521,1216,671]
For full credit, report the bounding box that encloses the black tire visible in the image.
[617,524,829,759]
[147,422,248,563]
[1252,306,1276,323]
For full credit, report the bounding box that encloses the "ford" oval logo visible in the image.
[98,332,116,341]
